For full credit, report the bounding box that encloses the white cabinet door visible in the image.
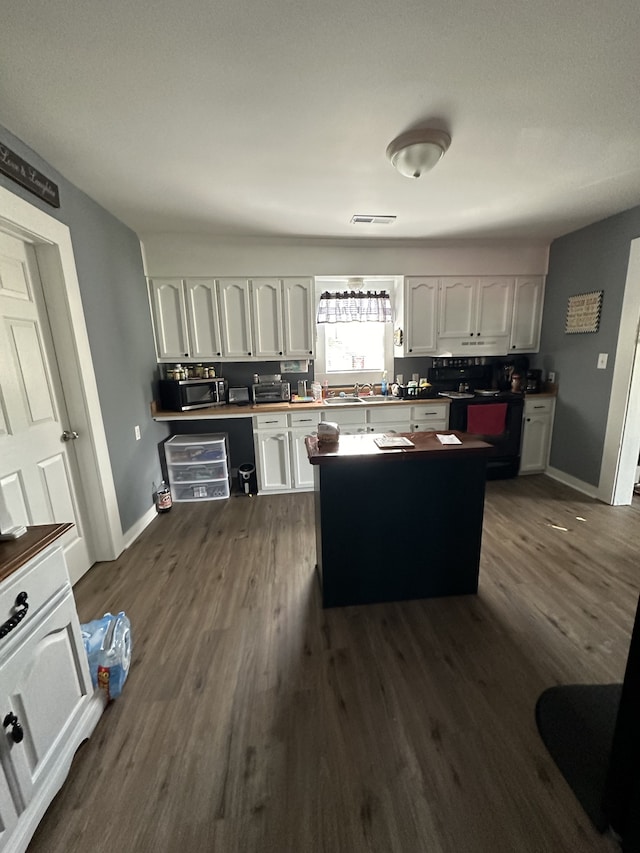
[404,277,438,355]
[255,431,291,491]
[218,278,253,358]
[184,279,223,359]
[520,398,555,473]
[283,278,315,358]
[510,276,545,352]
[438,278,476,338]
[0,769,18,845]
[476,277,514,337]
[291,428,315,489]
[251,278,284,359]
[0,593,91,807]
[148,278,189,360]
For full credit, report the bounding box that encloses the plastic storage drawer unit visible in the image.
[165,434,230,502]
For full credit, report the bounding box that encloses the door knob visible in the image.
[61,430,79,441]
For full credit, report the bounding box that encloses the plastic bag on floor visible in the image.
[80,611,132,701]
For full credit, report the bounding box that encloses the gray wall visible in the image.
[536,205,640,485]
[0,124,169,533]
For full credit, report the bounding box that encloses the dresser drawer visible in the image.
[0,544,68,651]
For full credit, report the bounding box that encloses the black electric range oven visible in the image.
[427,360,524,479]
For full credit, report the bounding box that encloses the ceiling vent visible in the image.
[350,214,397,225]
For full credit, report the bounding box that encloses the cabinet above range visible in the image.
[148,277,315,363]
[394,275,545,357]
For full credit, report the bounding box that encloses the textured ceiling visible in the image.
[1,0,640,242]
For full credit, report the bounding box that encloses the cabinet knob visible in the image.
[3,713,24,744]
[279,351,283,355]
[469,333,474,337]
[526,418,531,422]
[409,348,413,352]
[248,352,252,356]
[217,352,221,356]
[184,353,189,357]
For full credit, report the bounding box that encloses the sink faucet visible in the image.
[354,383,373,397]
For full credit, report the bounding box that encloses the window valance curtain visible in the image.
[316,290,392,323]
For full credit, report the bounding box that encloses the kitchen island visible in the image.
[305,431,492,608]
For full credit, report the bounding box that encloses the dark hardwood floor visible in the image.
[29,475,638,852]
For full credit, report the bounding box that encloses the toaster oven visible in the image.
[252,381,291,404]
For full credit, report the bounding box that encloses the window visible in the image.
[314,277,399,387]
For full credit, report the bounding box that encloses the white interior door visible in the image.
[0,231,91,580]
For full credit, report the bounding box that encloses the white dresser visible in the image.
[0,524,105,853]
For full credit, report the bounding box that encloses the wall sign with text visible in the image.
[565,290,603,334]
[0,143,60,208]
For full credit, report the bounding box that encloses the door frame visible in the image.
[598,237,640,505]
[0,185,122,561]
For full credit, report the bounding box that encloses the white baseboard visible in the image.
[122,504,157,549]
[546,466,600,501]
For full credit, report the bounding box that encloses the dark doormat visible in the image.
[535,683,622,832]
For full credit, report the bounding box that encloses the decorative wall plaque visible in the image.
[565,290,602,334]
[0,143,60,208]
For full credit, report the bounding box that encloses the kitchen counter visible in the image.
[151,396,449,420]
[0,523,72,584]
[151,391,556,421]
[306,431,493,608]
[305,430,491,464]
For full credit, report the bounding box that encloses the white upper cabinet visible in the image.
[510,276,545,353]
[401,277,439,355]
[149,277,223,360]
[218,278,254,359]
[251,278,283,358]
[148,278,190,360]
[184,278,223,358]
[250,277,315,360]
[437,277,514,356]
[282,278,315,358]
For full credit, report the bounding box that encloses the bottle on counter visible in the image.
[381,370,388,396]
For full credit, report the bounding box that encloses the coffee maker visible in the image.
[525,369,543,394]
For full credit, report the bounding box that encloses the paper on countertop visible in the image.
[436,433,462,445]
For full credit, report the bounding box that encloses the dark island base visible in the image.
[314,455,487,608]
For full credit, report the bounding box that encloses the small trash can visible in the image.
[238,463,258,496]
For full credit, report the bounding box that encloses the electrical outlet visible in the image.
[134,425,141,441]
[548,371,556,384]
[597,353,608,369]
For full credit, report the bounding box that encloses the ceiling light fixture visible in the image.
[386,128,451,179]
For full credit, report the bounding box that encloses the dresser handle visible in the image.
[3,713,24,744]
[0,592,29,640]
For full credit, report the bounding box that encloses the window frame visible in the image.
[314,276,399,387]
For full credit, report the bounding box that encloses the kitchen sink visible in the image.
[324,396,363,405]
[362,395,400,403]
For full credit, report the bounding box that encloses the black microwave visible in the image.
[159,378,227,411]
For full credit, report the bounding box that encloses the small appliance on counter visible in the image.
[159,377,227,411]
[525,369,543,393]
[252,374,291,404]
[228,387,250,406]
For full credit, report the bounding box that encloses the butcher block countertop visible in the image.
[305,431,492,465]
[0,523,72,584]
[151,390,556,421]
[151,397,449,420]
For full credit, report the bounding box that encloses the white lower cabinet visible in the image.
[366,405,412,434]
[0,530,104,853]
[253,411,321,493]
[520,397,556,474]
[410,402,449,432]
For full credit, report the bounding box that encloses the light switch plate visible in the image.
[134,425,141,440]
[548,371,556,383]
[597,353,608,369]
